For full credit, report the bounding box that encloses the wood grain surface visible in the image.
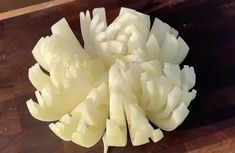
[0,0,50,13]
[1,0,235,152]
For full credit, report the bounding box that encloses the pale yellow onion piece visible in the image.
[39,34,79,71]
[80,9,107,57]
[119,8,150,40]
[49,114,80,141]
[151,129,164,143]
[40,82,86,108]
[99,42,120,67]
[118,64,154,146]
[28,63,50,91]
[160,32,179,64]
[105,22,121,40]
[70,84,108,147]
[106,41,126,55]
[175,37,189,64]
[35,90,46,108]
[30,81,91,121]
[51,18,83,51]
[49,82,108,141]
[49,58,67,88]
[140,72,157,107]
[75,57,106,82]
[113,12,149,40]
[145,76,173,113]
[78,99,106,126]
[147,86,183,120]
[127,31,145,52]
[181,65,196,90]
[122,48,147,63]
[160,32,189,64]
[80,11,91,49]
[120,24,146,52]
[125,103,154,146]
[139,60,162,75]
[72,118,106,148]
[81,13,100,57]
[163,63,181,87]
[26,99,65,121]
[92,8,107,28]
[32,37,50,71]
[106,64,127,146]
[109,90,127,127]
[183,89,197,107]
[161,33,188,64]
[119,7,150,30]
[139,60,162,107]
[133,132,149,146]
[146,34,160,60]
[90,15,100,34]
[150,18,171,47]
[34,19,82,72]
[106,119,127,146]
[149,18,178,47]
[149,103,189,131]
[96,31,106,43]
[86,82,109,107]
[72,83,108,126]
[122,64,143,99]
[116,34,128,44]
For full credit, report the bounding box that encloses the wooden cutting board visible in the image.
[1,0,235,152]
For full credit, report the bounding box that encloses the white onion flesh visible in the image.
[26,7,197,152]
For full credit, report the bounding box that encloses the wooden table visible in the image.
[1,0,235,152]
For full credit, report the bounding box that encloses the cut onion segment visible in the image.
[146,34,160,60]
[160,32,179,64]
[147,86,183,120]
[107,64,127,146]
[163,63,181,87]
[49,114,79,141]
[26,99,65,121]
[106,119,127,146]
[181,65,196,90]
[146,76,173,113]
[119,7,150,31]
[49,82,108,144]
[149,103,189,131]
[115,12,149,41]
[151,129,164,143]
[140,60,162,75]
[32,37,49,71]
[92,8,107,28]
[28,63,50,91]
[51,18,83,51]
[150,18,178,47]
[72,118,106,148]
